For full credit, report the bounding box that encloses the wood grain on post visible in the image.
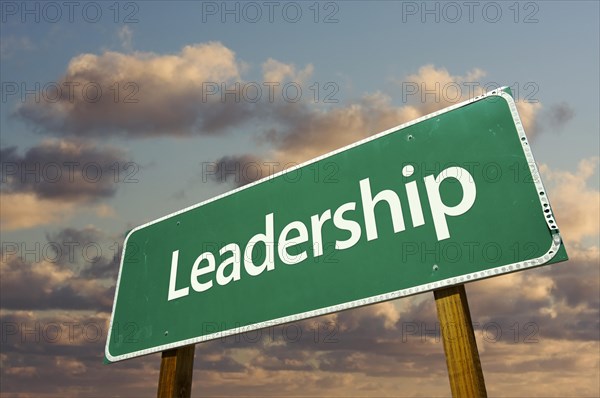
[434,285,487,398]
[157,345,195,398]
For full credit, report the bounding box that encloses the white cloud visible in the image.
[539,157,600,246]
[16,42,245,136]
[262,58,314,83]
[0,193,77,231]
[118,26,133,51]
[0,35,35,58]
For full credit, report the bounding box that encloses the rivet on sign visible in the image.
[164,331,168,336]
[433,264,439,271]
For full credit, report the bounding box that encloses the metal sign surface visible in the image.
[106,88,567,362]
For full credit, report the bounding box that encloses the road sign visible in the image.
[106,88,567,362]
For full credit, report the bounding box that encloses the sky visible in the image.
[0,0,599,397]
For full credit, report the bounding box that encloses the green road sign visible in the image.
[106,88,567,362]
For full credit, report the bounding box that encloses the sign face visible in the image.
[106,88,567,362]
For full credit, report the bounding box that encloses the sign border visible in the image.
[105,88,564,362]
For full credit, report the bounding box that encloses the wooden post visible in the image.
[157,345,195,398]
[434,285,487,397]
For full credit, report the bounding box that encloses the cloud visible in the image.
[0,193,78,231]
[2,258,598,397]
[515,100,542,137]
[539,157,600,246]
[117,26,133,51]
[518,101,576,138]
[398,64,542,138]
[11,46,494,145]
[0,192,116,232]
[542,102,576,132]
[208,93,422,188]
[1,140,129,201]
[210,65,541,184]
[267,92,422,164]
[14,46,545,150]
[479,338,599,396]
[401,64,487,114]
[193,283,597,396]
[94,203,116,218]
[0,310,161,397]
[262,58,314,83]
[15,42,247,137]
[1,226,119,311]
[0,253,114,311]
[208,154,265,187]
[1,139,129,230]
[0,35,35,58]
[466,246,599,343]
[45,227,122,280]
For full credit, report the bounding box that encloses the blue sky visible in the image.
[1,1,599,396]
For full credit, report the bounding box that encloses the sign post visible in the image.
[157,345,195,398]
[435,285,487,397]
[106,87,567,396]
